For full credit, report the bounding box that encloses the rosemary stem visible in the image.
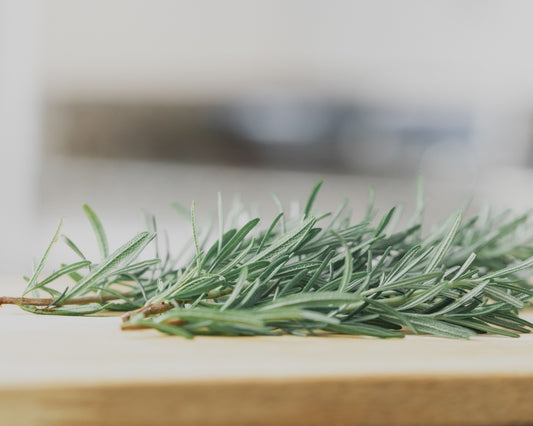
[0,294,119,307]
[121,290,234,321]
[121,318,187,331]
[121,301,172,321]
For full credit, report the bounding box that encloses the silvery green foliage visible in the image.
[19,181,533,339]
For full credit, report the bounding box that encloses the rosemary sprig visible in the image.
[4,179,533,340]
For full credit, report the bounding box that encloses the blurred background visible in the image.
[2,0,533,273]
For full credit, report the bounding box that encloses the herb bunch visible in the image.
[4,180,533,339]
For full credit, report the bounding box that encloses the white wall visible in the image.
[0,0,41,273]
[43,0,533,107]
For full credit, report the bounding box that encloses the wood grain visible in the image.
[2,280,533,425]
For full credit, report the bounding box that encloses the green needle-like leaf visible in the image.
[83,204,109,260]
[66,231,156,301]
[24,220,64,296]
[424,213,462,273]
[304,178,323,218]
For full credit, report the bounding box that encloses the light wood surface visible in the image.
[3,279,533,426]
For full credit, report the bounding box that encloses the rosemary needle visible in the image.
[4,180,533,340]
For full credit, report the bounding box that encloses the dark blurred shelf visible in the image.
[44,99,472,176]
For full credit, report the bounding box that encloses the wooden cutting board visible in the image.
[2,279,533,426]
